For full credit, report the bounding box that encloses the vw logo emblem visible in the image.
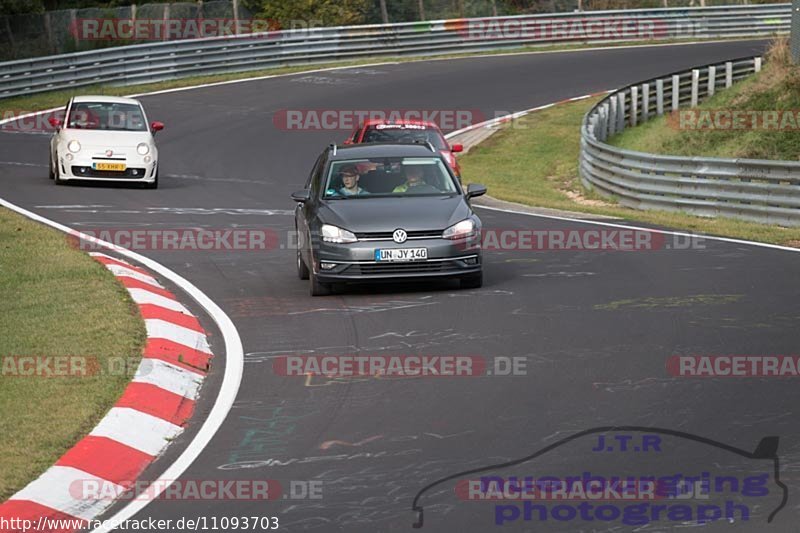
[392,229,407,243]
[105,149,113,157]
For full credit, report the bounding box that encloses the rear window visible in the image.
[362,125,447,150]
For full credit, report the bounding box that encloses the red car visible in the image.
[344,119,463,177]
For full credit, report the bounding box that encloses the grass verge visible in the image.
[608,37,800,160]
[0,207,146,501]
[0,37,756,118]
[459,96,800,246]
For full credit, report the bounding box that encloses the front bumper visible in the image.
[313,237,482,282]
[58,154,157,183]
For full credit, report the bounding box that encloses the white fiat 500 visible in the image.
[48,96,164,188]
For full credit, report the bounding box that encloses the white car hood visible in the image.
[61,129,153,149]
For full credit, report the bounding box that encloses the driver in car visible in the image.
[338,165,369,196]
[393,165,436,193]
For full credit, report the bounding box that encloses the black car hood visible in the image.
[318,195,471,233]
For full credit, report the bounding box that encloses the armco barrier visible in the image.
[580,56,800,227]
[0,4,790,99]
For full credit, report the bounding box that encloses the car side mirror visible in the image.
[291,189,312,203]
[151,121,165,134]
[466,183,487,199]
[48,117,62,129]
[450,143,463,153]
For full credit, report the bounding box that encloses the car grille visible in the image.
[348,260,464,275]
[71,166,147,179]
[355,230,443,240]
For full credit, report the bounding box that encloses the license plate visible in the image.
[93,162,126,171]
[375,248,428,262]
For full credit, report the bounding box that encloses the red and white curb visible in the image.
[0,252,212,532]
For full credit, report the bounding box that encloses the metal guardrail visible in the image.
[580,56,800,227]
[0,4,790,99]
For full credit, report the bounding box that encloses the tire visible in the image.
[309,267,331,296]
[48,154,55,180]
[460,271,483,289]
[297,248,309,280]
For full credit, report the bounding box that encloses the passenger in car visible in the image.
[393,165,437,193]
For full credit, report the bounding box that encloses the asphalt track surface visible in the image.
[3,39,800,532]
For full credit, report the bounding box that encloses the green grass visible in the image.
[609,38,800,161]
[0,207,146,500]
[459,97,800,247]
[0,36,755,118]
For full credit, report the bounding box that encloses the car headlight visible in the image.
[443,219,477,240]
[67,140,81,153]
[321,224,357,244]
[137,143,150,156]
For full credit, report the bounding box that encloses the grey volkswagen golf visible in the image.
[292,143,486,296]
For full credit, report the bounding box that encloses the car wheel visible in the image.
[460,271,483,289]
[309,267,331,296]
[48,154,54,180]
[297,248,309,280]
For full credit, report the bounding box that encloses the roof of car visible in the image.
[361,118,439,129]
[330,143,441,160]
[71,95,142,105]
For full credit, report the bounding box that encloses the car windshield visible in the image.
[323,157,459,199]
[67,102,148,132]
[362,126,448,150]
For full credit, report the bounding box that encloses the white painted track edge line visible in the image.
[445,92,800,255]
[474,204,800,254]
[0,197,244,531]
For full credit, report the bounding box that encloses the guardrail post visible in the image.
[725,61,733,88]
[3,16,16,58]
[617,92,626,132]
[656,79,664,115]
[630,86,639,127]
[642,83,650,122]
[672,75,680,111]
[691,69,699,107]
[608,96,617,137]
[592,106,606,141]
[43,12,55,54]
[163,3,170,41]
[707,66,716,97]
[233,0,240,34]
[754,57,762,72]
[793,0,800,63]
[70,9,78,44]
